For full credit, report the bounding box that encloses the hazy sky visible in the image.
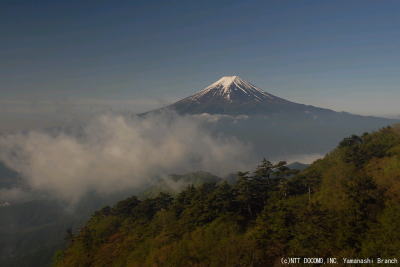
[2,0,400,121]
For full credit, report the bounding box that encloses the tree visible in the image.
[338,175,382,251]
[235,171,267,218]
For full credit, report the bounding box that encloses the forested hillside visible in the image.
[0,171,221,267]
[54,126,400,266]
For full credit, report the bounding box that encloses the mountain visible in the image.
[287,161,309,170]
[146,76,397,159]
[156,76,340,115]
[0,170,223,267]
[55,126,400,266]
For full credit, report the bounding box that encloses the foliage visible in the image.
[55,126,400,267]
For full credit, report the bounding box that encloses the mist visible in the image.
[281,153,324,164]
[0,112,254,204]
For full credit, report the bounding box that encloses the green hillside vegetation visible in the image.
[54,126,400,267]
[0,171,221,267]
[142,171,222,198]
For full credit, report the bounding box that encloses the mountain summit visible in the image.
[189,75,282,103]
[143,75,395,162]
[158,76,326,115]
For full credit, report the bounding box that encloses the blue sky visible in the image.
[2,0,400,120]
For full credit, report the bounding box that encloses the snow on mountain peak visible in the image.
[191,76,276,102]
[155,76,305,115]
[213,76,240,88]
[208,76,252,91]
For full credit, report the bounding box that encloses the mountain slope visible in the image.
[157,76,333,115]
[145,76,397,159]
[54,125,400,266]
[0,170,223,267]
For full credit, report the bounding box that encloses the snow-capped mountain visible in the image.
[158,76,330,115]
[186,75,284,104]
[143,75,396,159]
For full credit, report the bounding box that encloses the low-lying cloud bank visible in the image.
[283,153,324,164]
[0,113,254,203]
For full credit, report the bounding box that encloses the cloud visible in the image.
[192,113,249,123]
[283,153,324,164]
[0,112,253,203]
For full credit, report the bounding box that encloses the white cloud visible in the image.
[192,113,249,123]
[283,153,324,164]
[0,112,253,203]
